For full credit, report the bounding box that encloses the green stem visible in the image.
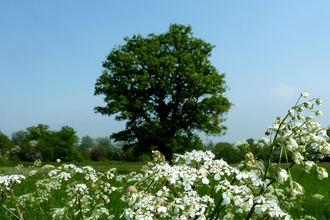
[263,114,290,181]
[245,163,296,220]
[296,171,305,183]
[133,171,157,187]
[77,197,85,220]
[1,204,21,219]
[207,176,238,219]
[170,186,179,198]
[8,190,33,220]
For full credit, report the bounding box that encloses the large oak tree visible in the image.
[95,24,232,161]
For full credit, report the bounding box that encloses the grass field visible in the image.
[0,161,146,174]
[1,161,329,219]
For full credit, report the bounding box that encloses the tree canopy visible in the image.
[18,124,80,162]
[95,24,232,161]
[0,131,13,157]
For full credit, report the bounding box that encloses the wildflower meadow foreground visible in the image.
[1,92,329,219]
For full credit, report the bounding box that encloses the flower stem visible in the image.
[1,204,21,219]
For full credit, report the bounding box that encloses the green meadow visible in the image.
[1,161,329,219]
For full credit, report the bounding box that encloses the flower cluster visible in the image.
[265,92,329,180]
[0,174,25,192]
[121,92,328,220]
[121,150,294,219]
[0,162,119,219]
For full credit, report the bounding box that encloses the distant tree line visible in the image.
[0,124,208,164]
[0,124,82,163]
[2,125,328,165]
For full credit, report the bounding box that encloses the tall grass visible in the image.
[284,163,330,219]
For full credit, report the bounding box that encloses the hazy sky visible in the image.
[1,1,330,144]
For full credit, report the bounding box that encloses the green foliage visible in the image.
[95,136,113,148]
[19,124,53,161]
[90,137,114,161]
[11,130,26,147]
[90,146,108,161]
[17,124,80,162]
[171,132,205,153]
[78,136,116,161]
[53,126,80,161]
[94,24,232,161]
[212,142,245,164]
[0,131,13,160]
[107,147,124,161]
[78,135,95,159]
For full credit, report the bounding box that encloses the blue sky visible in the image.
[1,1,330,144]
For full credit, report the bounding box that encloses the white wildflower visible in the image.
[157,206,167,213]
[52,208,66,218]
[276,168,289,184]
[303,161,315,173]
[292,152,304,164]
[286,138,298,152]
[312,194,324,200]
[289,181,303,197]
[316,167,328,180]
[58,172,71,181]
[29,170,38,176]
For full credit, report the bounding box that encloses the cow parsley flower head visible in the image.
[34,159,42,167]
[58,172,71,181]
[152,150,166,163]
[0,174,26,191]
[312,194,324,200]
[52,208,66,219]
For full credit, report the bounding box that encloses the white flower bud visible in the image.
[304,102,313,109]
[315,110,322,117]
[297,114,304,120]
[126,185,137,195]
[316,98,322,106]
[289,181,303,196]
[316,167,328,180]
[292,152,304,164]
[288,109,295,117]
[276,168,289,184]
[297,107,304,112]
[286,138,298,151]
[303,161,315,173]
[301,92,309,98]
